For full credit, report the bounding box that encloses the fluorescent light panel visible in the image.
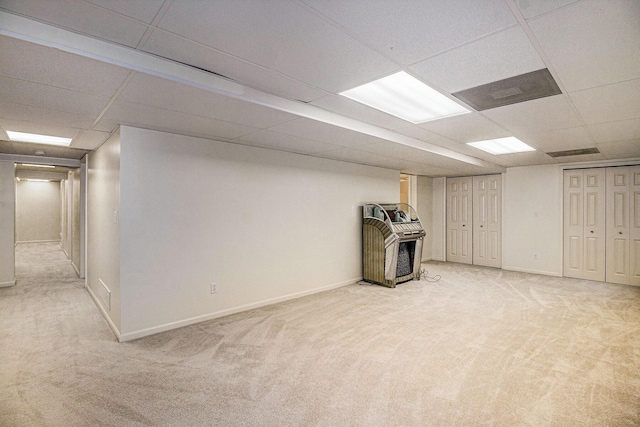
[6,131,72,146]
[21,163,55,168]
[467,137,535,155]
[339,71,470,123]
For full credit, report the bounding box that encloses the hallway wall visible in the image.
[117,126,399,340]
[0,160,15,287]
[15,180,61,243]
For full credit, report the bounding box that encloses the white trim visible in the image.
[85,284,121,340]
[118,277,360,342]
[0,153,81,168]
[15,239,60,244]
[502,266,563,277]
[0,279,16,288]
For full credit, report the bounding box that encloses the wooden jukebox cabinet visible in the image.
[362,203,426,287]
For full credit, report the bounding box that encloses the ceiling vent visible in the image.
[452,68,562,111]
[546,147,600,158]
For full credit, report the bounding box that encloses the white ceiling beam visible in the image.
[0,11,503,171]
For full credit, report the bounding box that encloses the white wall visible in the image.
[0,161,15,287]
[118,126,399,340]
[416,176,433,261]
[71,168,81,274]
[86,132,121,334]
[15,180,61,243]
[502,164,563,276]
[431,177,446,261]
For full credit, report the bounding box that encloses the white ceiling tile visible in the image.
[410,26,544,93]
[481,95,582,134]
[529,0,640,92]
[73,130,112,150]
[309,94,409,131]
[233,130,342,155]
[0,75,110,117]
[0,0,148,48]
[268,118,387,148]
[158,0,397,92]
[354,141,425,160]
[0,36,131,97]
[141,30,328,103]
[514,0,580,19]
[597,140,640,159]
[117,73,298,129]
[100,100,260,141]
[83,0,165,24]
[314,147,398,169]
[515,126,594,152]
[588,118,640,144]
[0,101,96,129]
[301,0,516,64]
[417,113,511,143]
[0,140,16,153]
[570,79,640,125]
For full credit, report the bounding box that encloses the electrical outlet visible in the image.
[210,283,217,294]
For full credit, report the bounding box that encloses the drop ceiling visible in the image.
[0,0,638,177]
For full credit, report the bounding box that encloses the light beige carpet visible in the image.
[1,242,639,426]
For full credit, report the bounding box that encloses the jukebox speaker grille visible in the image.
[396,241,416,277]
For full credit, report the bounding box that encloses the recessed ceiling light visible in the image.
[467,137,535,155]
[20,163,55,168]
[23,178,51,182]
[6,131,72,146]
[339,71,471,123]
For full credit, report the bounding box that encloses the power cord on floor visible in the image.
[418,268,441,283]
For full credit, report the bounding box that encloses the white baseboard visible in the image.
[85,283,121,341]
[502,265,562,277]
[118,276,360,343]
[0,279,16,288]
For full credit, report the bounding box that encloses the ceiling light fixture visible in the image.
[467,137,535,155]
[6,131,72,146]
[20,163,55,168]
[339,71,471,123]
[23,178,51,182]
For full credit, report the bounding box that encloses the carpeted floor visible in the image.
[1,242,639,426]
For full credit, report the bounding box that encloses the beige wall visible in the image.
[15,180,61,243]
[503,165,563,276]
[87,132,121,334]
[416,176,433,261]
[71,168,81,275]
[117,126,399,340]
[0,161,15,287]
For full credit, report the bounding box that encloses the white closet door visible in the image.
[606,166,640,285]
[446,176,472,264]
[631,166,640,286]
[473,175,502,268]
[563,169,606,281]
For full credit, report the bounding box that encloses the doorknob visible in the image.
[590,230,593,233]
[480,225,484,228]
[619,231,623,235]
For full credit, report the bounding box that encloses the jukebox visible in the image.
[362,203,426,288]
